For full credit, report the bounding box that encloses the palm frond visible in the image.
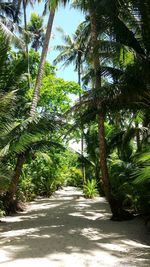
[34,151,53,163]
[133,166,150,184]
[0,18,25,48]
[135,152,150,163]
[11,132,42,154]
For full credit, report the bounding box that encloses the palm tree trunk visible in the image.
[95,160,104,195]
[78,55,86,184]
[4,153,26,214]
[89,6,110,195]
[30,10,55,116]
[23,0,31,89]
[97,112,110,199]
[135,122,141,152]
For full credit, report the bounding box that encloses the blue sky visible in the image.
[27,2,84,82]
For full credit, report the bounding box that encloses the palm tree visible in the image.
[22,1,37,88]
[2,113,64,213]
[88,2,114,212]
[0,36,66,212]
[53,24,87,182]
[27,12,45,51]
[0,1,17,20]
[14,0,36,24]
[72,0,115,214]
[72,0,142,219]
[0,31,26,210]
[53,23,87,82]
[30,0,69,116]
[13,1,38,88]
[0,1,24,47]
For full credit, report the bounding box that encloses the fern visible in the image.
[83,179,98,198]
[136,152,150,163]
[11,132,42,154]
[132,152,150,184]
[133,166,150,184]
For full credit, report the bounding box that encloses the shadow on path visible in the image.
[0,187,150,267]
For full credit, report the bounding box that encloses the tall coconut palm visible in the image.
[13,0,36,24]
[27,12,45,51]
[72,0,111,209]
[53,23,87,80]
[53,24,87,182]
[88,1,112,207]
[72,0,136,219]
[13,1,38,88]
[30,0,69,116]
[22,1,37,88]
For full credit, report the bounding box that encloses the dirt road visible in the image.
[0,187,150,266]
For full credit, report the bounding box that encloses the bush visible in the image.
[66,167,83,187]
[109,160,136,210]
[83,179,98,198]
[17,174,35,202]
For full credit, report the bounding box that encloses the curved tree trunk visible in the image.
[5,8,56,213]
[4,153,26,214]
[30,10,55,116]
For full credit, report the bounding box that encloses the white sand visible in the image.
[0,186,150,267]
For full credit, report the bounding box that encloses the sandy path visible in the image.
[0,186,150,267]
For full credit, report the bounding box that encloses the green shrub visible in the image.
[109,160,136,209]
[17,174,35,202]
[83,179,98,198]
[131,152,150,214]
[66,167,83,187]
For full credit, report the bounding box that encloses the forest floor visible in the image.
[0,186,150,267]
